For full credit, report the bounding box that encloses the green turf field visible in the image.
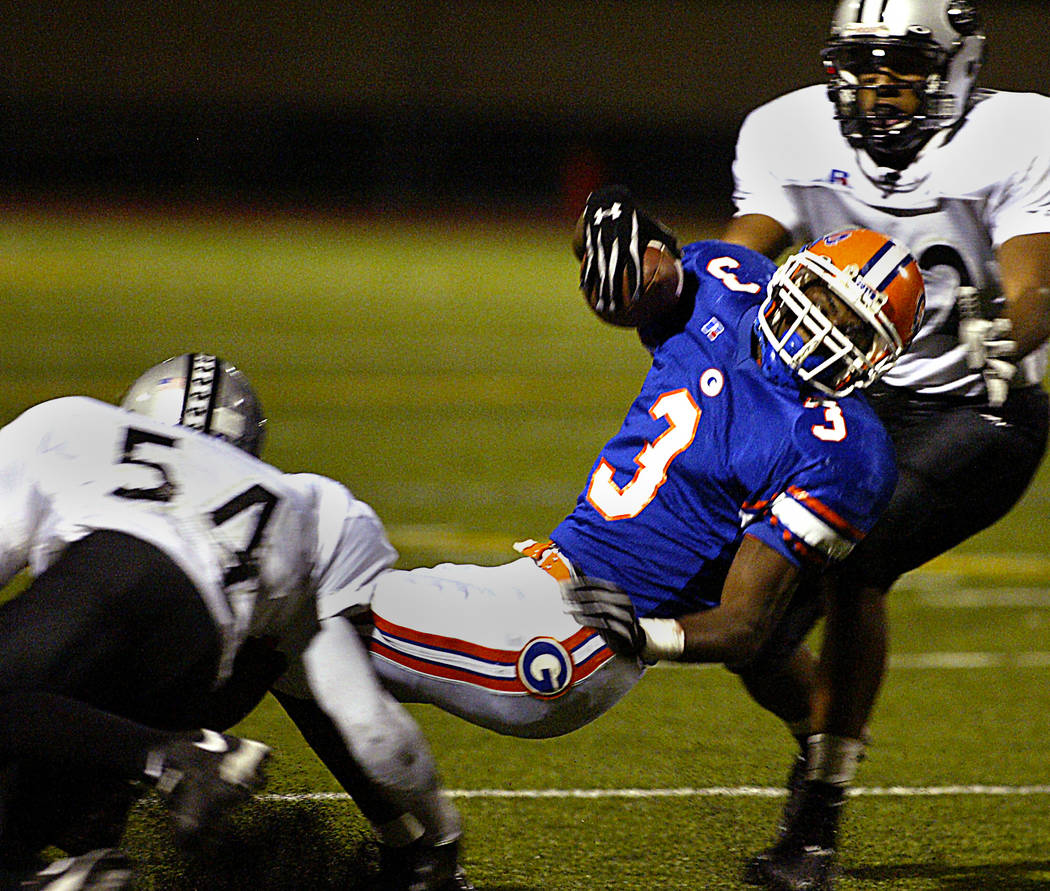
[5,207,1050,889]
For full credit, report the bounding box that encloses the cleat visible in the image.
[753,844,836,891]
[743,752,808,885]
[743,780,843,890]
[377,838,473,891]
[20,847,133,890]
[145,729,270,844]
[445,865,476,891]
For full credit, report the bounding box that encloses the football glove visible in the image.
[562,576,646,658]
[577,185,679,320]
[957,286,1017,408]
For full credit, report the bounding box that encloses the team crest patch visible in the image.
[516,637,574,699]
[700,368,724,397]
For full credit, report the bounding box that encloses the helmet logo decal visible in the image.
[182,353,218,434]
[516,637,574,699]
[821,231,853,247]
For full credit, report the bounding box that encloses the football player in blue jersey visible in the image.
[327,191,926,777]
[181,203,923,888]
[558,197,925,660]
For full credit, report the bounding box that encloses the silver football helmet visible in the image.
[121,353,266,456]
[821,0,985,161]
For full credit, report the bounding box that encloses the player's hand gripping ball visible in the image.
[575,186,684,328]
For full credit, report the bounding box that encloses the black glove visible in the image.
[578,185,679,320]
[562,576,645,658]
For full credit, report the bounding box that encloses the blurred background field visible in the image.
[5,209,1050,889]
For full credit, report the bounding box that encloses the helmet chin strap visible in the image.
[861,130,931,171]
[854,126,950,192]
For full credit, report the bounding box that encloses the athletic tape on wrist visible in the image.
[639,617,686,661]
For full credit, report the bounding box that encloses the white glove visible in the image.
[958,288,1017,408]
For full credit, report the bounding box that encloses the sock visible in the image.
[374,813,425,848]
[413,789,462,847]
[806,733,865,787]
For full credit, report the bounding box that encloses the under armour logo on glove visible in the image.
[591,203,623,226]
[578,185,679,319]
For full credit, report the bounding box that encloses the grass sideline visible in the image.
[5,208,1050,889]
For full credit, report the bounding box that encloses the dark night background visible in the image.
[5,1,1049,219]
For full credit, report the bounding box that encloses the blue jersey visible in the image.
[550,240,897,619]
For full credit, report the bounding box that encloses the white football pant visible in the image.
[365,558,645,739]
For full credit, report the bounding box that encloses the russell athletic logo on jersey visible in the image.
[701,317,725,341]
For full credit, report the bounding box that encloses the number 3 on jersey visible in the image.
[586,389,701,521]
[804,397,848,443]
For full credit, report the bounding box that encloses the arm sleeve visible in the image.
[745,486,870,568]
[730,108,802,235]
[290,473,399,619]
[987,109,1050,246]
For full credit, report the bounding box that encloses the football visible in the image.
[583,240,684,328]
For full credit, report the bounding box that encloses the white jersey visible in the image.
[731,85,1050,396]
[0,396,396,681]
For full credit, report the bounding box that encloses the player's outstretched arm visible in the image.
[564,536,800,665]
[998,232,1050,359]
[721,213,793,260]
[674,535,800,665]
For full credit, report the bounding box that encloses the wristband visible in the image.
[638,617,685,661]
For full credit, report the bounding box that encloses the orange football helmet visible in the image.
[759,228,926,395]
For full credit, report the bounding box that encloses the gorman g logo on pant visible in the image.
[516,637,574,699]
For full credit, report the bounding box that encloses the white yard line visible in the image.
[387,525,1050,585]
[388,525,1050,569]
[648,652,1050,669]
[890,651,1050,668]
[261,784,1050,802]
[909,588,1050,607]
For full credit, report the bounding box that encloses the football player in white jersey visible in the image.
[0,355,469,891]
[720,2,1050,889]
